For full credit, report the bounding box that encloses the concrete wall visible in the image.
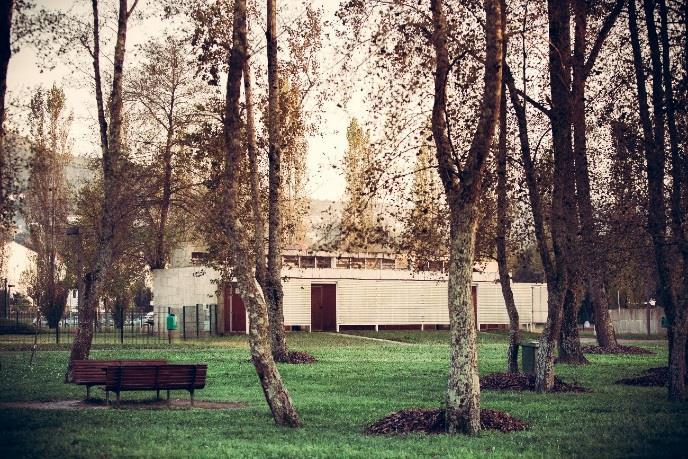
[609,307,667,336]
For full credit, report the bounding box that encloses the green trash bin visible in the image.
[166,312,178,330]
[166,312,177,344]
[521,340,539,374]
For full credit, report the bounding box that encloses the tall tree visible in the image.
[264,0,290,362]
[67,0,139,379]
[340,118,382,251]
[126,35,205,270]
[531,0,579,391]
[430,0,503,434]
[628,0,687,401]
[569,0,625,351]
[496,9,519,374]
[0,0,15,259]
[401,142,448,269]
[217,0,301,425]
[24,85,71,330]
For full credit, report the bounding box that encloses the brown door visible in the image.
[224,284,246,333]
[311,284,336,331]
[471,285,478,330]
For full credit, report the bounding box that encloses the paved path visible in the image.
[580,337,666,345]
[328,332,418,346]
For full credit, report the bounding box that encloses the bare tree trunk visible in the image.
[431,0,503,434]
[67,0,133,379]
[536,0,577,392]
[557,283,588,364]
[496,27,519,373]
[628,0,684,401]
[446,209,481,434]
[0,0,13,237]
[657,0,688,401]
[571,0,622,349]
[265,0,288,362]
[224,0,300,426]
[243,52,266,289]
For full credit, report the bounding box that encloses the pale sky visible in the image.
[6,0,369,202]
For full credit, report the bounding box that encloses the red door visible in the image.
[471,285,478,330]
[224,284,246,333]
[311,284,336,331]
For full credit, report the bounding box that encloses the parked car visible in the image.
[145,312,155,326]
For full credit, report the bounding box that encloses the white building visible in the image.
[152,245,548,334]
[1,241,37,301]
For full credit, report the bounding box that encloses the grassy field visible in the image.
[0,331,686,458]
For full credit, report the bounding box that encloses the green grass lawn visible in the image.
[0,332,686,458]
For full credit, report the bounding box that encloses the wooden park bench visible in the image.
[71,360,168,399]
[105,364,207,406]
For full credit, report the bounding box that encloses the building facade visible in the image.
[152,246,548,334]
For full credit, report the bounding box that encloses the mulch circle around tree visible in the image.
[480,372,589,392]
[365,408,528,435]
[284,351,317,364]
[616,367,687,387]
[582,345,654,355]
[0,399,248,410]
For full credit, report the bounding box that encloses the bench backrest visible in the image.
[105,364,207,392]
[71,360,168,385]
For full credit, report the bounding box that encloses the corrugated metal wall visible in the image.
[153,267,550,329]
[476,283,548,326]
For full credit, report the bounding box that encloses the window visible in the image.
[315,257,332,269]
[283,256,299,268]
[350,258,365,269]
[365,258,380,269]
[300,256,315,268]
[381,258,396,270]
[336,257,351,268]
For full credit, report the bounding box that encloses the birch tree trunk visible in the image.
[430,0,503,434]
[496,24,519,374]
[67,0,133,379]
[535,0,577,392]
[265,0,289,362]
[224,0,301,426]
[243,51,266,289]
[571,0,624,349]
[0,0,13,239]
[628,0,685,401]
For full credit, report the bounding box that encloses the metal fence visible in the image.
[0,304,219,345]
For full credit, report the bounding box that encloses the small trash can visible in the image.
[166,312,177,344]
[521,340,539,374]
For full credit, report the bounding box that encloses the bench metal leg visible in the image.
[116,391,120,407]
[167,390,170,406]
[106,390,109,405]
[190,390,194,407]
[156,389,160,400]
[86,386,90,400]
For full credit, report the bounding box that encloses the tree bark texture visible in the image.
[535,0,578,392]
[431,0,503,434]
[243,53,266,290]
[557,285,588,364]
[265,0,288,362]
[496,25,519,374]
[0,0,13,234]
[68,0,132,379]
[224,0,300,426]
